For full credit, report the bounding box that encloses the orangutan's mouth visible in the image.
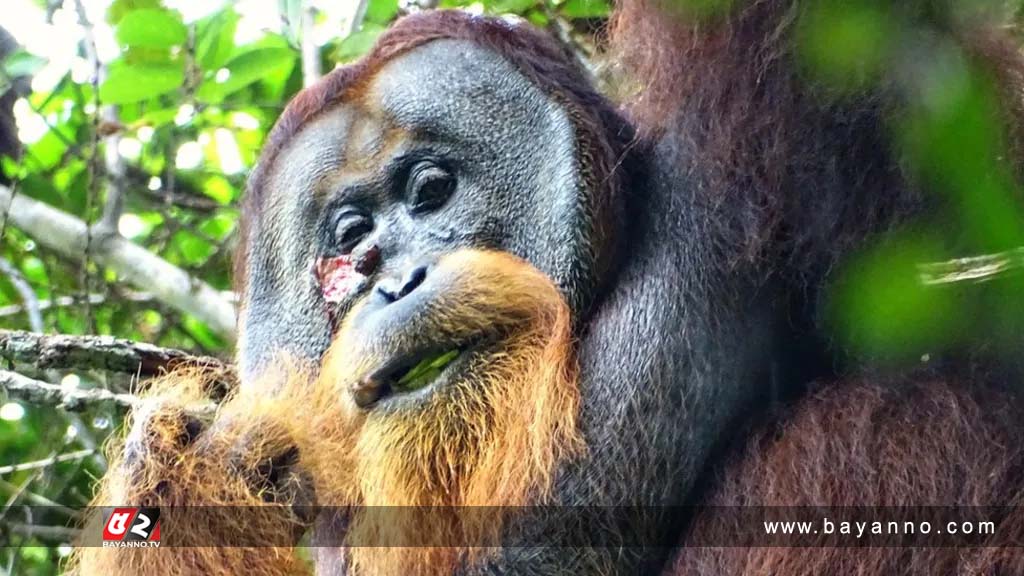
[350,332,501,411]
[378,348,462,393]
[351,344,467,410]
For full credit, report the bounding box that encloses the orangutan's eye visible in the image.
[407,162,455,214]
[332,211,373,254]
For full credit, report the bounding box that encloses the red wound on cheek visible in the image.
[316,255,366,304]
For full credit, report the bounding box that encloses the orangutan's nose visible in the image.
[374,263,429,304]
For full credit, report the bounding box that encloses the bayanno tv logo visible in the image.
[101,507,161,548]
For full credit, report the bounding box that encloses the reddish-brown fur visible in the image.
[611,0,1024,271]
[671,374,1024,574]
[609,2,1024,572]
[68,369,312,576]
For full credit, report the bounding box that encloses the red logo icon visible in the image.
[101,507,161,546]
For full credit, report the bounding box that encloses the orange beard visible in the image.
[70,250,582,576]
[297,249,583,575]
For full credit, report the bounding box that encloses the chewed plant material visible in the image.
[396,349,461,391]
[317,255,367,303]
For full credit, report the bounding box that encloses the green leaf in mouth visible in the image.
[395,349,461,391]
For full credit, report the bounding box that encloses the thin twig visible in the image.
[0,290,238,319]
[72,0,103,332]
[0,449,97,476]
[1,469,41,519]
[0,258,43,332]
[4,522,80,542]
[0,478,77,517]
[919,247,1024,285]
[0,293,132,318]
[125,164,225,211]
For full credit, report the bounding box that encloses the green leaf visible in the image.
[397,350,460,390]
[491,0,538,14]
[116,9,187,49]
[3,50,47,78]
[172,230,214,266]
[337,24,385,62]
[135,106,179,128]
[19,256,47,284]
[796,1,894,93]
[365,0,400,24]
[196,47,296,103]
[99,61,184,104]
[201,175,237,205]
[831,234,960,361]
[199,212,238,240]
[123,45,179,66]
[182,315,226,350]
[25,130,70,171]
[195,9,241,70]
[0,157,24,181]
[559,0,609,19]
[526,10,550,26]
[18,173,63,208]
[106,0,163,24]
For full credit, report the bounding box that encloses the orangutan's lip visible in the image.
[351,336,493,410]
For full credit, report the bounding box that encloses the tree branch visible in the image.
[0,370,139,411]
[0,184,237,338]
[0,290,237,319]
[0,477,76,516]
[301,2,322,87]
[0,329,232,377]
[342,0,369,38]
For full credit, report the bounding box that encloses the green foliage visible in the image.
[196,46,296,103]
[194,9,241,70]
[793,0,1024,361]
[100,61,185,103]
[337,23,385,62]
[831,233,959,359]
[115,9,188,49]
[0,1,317,571]
[560,0,611,19]
[796,0,895,91]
